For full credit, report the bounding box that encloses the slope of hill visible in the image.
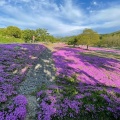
[99,30,120,48]
[0,35,24,43]
[100,30,120,37]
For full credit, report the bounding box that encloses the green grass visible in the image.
[55,76,79,99]
[0,35,24,43]
[30,84,47,96]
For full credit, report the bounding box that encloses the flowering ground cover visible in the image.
[0,43,120,120]
[37,45,120,120]
[53,46,120,88]
[0,44,45,119]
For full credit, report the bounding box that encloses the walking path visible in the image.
[17,48,56,120]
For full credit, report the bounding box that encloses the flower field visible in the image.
[0,44,120,120]
[0,44,45,119]
[53,46,120,88]
[37,45,120,120]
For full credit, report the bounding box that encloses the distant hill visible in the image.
[97,30,120,48]
[100,30,120,37]
[57,36,76,43]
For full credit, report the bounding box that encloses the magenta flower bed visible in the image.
[36,46,120,120]
[53,47,120,88]
[0,44,45,119]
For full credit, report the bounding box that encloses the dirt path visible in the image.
[17,48,56,120]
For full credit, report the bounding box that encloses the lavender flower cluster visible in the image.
[0,95,27,120]
[37,80,120,119]
[0,44,46,119]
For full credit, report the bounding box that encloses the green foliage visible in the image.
[57,36,75,43]
[67,39,74,45]
[0,35,24,43]
[73,38,78,47]
[0,28,7,36]
[21,29,35,43]
[1,25,120,47]
[0,26,57,43]
[35,28,49,42]
[68,37,78,47]
[55,76,79,98]
[78,29,99,49]
[35,28,58,43]
[47,35,57,43]
[67,29,100,49]
[6,26,21,38]
[98,32,120,48]
[67,36,76,45]
[30,84,47,96]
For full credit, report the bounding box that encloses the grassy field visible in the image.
[0,35,24,43]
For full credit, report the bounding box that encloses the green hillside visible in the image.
[99,31,120,48]
[0,35,24,44]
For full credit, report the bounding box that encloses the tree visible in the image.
[6,26,21,38]
[99,33,120,48]
[35,28,49,42]
[73,38,78,47]
[67,36,77,46]
[46,35,57,43]
[22,29,35,43]
[78,29,99,49]
[0,28,7,36]
[76,34,86,46]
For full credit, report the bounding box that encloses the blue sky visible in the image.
[0,0,120,36]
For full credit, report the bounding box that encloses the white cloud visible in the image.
[93,1,97,5]
[88,5,120,30]
[59,0,84,19]
[91,20,120,29]
[0,0,120,36]
[90,6,120,21]
[0,0,6,6]
[0,0,86,35]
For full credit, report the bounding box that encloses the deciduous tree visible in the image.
[22,29,35,43]
[6,26,21,38]
[35,28,49,42]
[78,29,99,49]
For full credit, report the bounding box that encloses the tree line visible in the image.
[0,26,120,48]
[0,26,58,43]
[98,31,120,48]
[62,29,120,49]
